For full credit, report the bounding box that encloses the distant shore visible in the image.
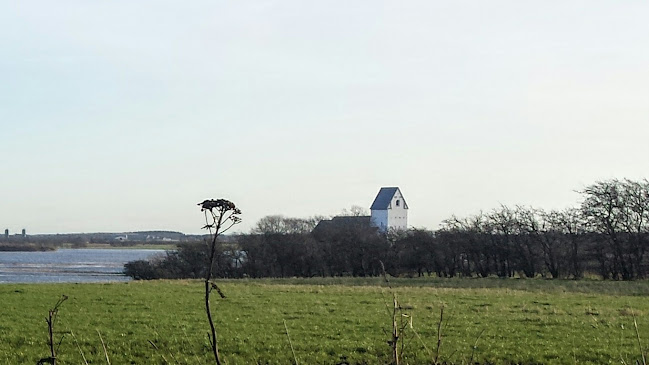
[0,243,57,252]
[80,243,177,250]
[0,242,177,252]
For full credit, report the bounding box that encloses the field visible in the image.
[2,278,649,364]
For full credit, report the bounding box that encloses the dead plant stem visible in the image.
[633,314,647,365]
[96,329,111,365]
[70,332,89,365]
[284,320,299,365]
[433,306,444,365]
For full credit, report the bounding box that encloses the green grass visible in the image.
[1,278,649,364]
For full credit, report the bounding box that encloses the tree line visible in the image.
[125,178,649,281]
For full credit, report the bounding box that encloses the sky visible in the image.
[1,1,648,234]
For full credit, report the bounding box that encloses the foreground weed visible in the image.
[408,306,451,365]
[37,295,68,365]
[283,319,299,365]
[69,332,89,365]
[198,198,242,365]
[380,262,414,365]
[96,329,111,365]
[633,314,647,365]
[433,306,445,365]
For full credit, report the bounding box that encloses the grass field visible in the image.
[2,277,649,364]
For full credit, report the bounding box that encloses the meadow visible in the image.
[2,277,649,364]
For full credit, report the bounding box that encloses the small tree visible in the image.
[198,199,242,364]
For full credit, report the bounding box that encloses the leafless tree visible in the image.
[252,215,321,235]
[580,179,649,279]
[341,205,369,217]
[541,208,587,278]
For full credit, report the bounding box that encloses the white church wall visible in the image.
[387,189,408,230]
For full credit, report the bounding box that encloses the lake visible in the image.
[0,248,166,283]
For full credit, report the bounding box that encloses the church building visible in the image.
[370,187,408,232]
[312,186,409,235]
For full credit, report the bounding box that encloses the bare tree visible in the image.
[487,206,519,277]
[253,215,320,235]
[441,213,494,277]
[341,205,369,217]
[541,208,586,278]
[198,199,242,364]
[580,179,649,279]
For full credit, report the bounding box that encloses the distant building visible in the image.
[313,186,409,235]
[21,228,26,238]
[3,229,8,239]
[370,187,408,232]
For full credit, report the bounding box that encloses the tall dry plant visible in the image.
[380,261,408,365]
[38,295,68,365]
[198,199,242,365]
[633,314,647,365]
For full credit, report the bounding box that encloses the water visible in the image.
[0,248,166,283]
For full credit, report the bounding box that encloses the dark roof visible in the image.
[370,187,400,210]
[314,216,371,229]
[331,216,371,224]
[312,216,372,235]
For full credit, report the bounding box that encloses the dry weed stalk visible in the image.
[622,313,648,365]
[69,331,89,365]
[433,306,444,365]
[390,294,400,365]
[147,339,173,364]
[96,329,111,365]
[199,199,242,365]
[634,314,647,365]
[468,328,485,364]
[380,261,409,365]
[37,295,68,365]
[284,319,299,365]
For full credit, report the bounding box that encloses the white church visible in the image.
[370,187,408,232]
[312,186,409,234]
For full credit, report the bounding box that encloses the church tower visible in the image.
[370,187,408,232]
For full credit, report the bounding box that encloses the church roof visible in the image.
[311,215,373,235]
[370,187,406,210]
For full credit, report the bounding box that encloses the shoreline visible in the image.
[0,243,177,252]
[0,243,57,252]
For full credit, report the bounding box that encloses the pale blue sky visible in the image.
[1,1,648,234]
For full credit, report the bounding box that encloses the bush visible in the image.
[123,260,161,280]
